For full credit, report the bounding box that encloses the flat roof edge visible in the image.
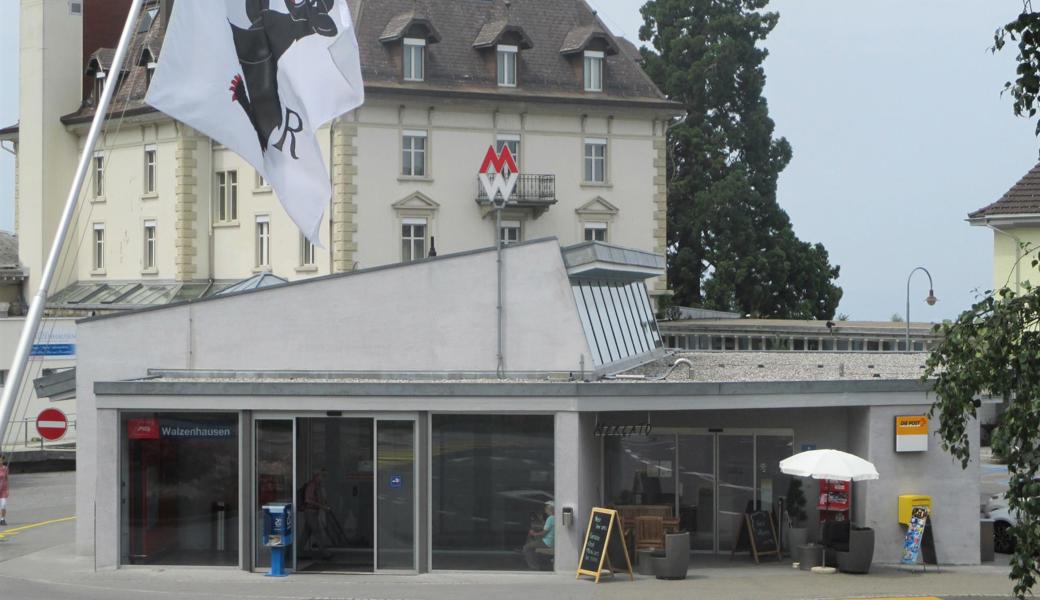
[94,378,934,398]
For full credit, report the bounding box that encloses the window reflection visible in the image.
[432,415,554,570]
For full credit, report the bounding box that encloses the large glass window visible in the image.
[143,145,157,194]
[584,51,604,91]
[402,131,427,177]
[404,38,425,82]
[216,171,238,222]
[432,415,554,570]
[122,412,239,566]
[143,220,156,270]
[93,152,105,198]
[401,218,427,262]
[497,45,518,87]
[584,138,607,183]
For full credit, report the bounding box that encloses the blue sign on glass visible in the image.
[389,474,403,489]
[801,443,817,452]
[30,344,76,357]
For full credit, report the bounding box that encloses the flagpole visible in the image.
[0,0,147,449]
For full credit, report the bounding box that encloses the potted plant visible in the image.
[785,479,809,552]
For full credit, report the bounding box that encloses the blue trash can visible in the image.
[262,503,293,577]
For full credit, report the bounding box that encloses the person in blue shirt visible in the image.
[523,500,555,570]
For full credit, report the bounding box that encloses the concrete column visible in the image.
[95,408,120,569]
[554,412,600,573]
[331,118,358,273]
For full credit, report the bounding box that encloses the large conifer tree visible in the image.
[640,0,842,319]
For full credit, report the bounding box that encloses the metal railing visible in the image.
[476,174,556,203]
[2,415,77,450]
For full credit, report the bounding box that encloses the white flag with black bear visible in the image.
[147,0,364,246]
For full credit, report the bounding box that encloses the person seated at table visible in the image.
[523,501,555,570]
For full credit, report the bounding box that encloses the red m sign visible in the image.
[479,145,519,175]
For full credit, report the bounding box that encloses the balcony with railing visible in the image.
[475,174,557,217]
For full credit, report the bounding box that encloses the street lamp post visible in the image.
[905,267,938,351]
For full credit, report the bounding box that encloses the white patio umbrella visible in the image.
[780,449,879,482]
[779,449,878,571]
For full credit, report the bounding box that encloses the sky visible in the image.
[0,1,1036,322]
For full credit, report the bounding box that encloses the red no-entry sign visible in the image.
[36,408,68,441]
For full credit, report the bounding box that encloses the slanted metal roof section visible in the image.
[215,273,289,296]
[571,279,664,371]
[562,242,665,283]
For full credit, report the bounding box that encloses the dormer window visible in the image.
[403,38,425,82]
[561,26,618,92]
[497,45,518,87]
[584,51,604,92]
[146,62,157,87]
[381,11,441,83]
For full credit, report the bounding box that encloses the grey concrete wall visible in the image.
[859,405,980,565]
[552,412,604,574]
[847,407,871,525]
[76,304,195,563]
[85,239,592,375]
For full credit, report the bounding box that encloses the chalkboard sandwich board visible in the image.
[576,507,634,582]
[732,511,780,564]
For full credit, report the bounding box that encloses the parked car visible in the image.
[982,485,1034,555]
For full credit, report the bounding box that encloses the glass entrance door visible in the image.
[253,415,417,574]
[375,419,416,571]
[296,417,374,573]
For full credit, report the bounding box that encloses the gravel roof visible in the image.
[626,352,930,383]
[134,352,931,386]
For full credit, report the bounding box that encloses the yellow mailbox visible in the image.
[899,494,932,525]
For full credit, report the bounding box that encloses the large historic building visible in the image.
[1,0,679,315]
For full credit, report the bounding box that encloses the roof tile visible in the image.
[970,162,1040,219]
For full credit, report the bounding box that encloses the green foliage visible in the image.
[639,0,842,319]
[926,259,1040,598]
[891,313,904,323]
[994,3,1040,135]
[785,479,808,526]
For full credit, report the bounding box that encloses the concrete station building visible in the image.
[75,239,981,574]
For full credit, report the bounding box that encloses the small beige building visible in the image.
[969,162,1040,293]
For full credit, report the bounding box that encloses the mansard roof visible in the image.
[63,0,678,125]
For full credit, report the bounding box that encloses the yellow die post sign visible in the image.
[896,415,929,452]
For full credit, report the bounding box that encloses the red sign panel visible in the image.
[479,144,518,175]
[127,418,160,440]
[36,408,68,441]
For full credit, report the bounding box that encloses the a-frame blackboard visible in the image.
[732,511,780,563]
[576,507,634,582]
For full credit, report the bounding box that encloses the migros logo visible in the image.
[478,145,519,206]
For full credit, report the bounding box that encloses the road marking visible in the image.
[0,516,75,540]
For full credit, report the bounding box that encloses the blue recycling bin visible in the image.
[262,503,293,577]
